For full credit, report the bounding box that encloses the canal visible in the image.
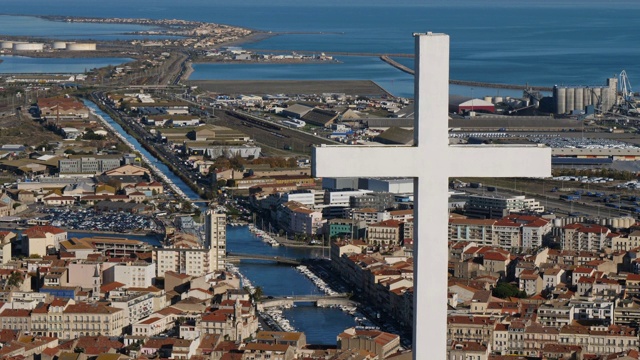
[84,101,357,344]
[82,99,200,200]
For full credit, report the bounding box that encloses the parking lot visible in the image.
[38,207,155,233]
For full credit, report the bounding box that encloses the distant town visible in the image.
[5,12,640,360]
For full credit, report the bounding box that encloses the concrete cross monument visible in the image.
[312,33,551,358]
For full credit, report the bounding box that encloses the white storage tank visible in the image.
[554,86,566,114]
[484,96,493,103]
[493,96,503,104]
[566,87,575,113]
[0,41,14,49]
[13,43,44,51]
[52,41,68,50]
[574,87,584,112]
[66,43,96,51]
[612,218,620,228]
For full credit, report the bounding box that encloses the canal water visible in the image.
[227,226,358,345]
[82,100,200,200]
[87,103,357,344]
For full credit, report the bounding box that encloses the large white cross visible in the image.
[312,33,551,358]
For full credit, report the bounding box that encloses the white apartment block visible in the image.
[205,208,226,271]
[449,219,496,246]
[109,290,155,326]
[283,192,316,207]
[325,190,372,207]
[104,262,155,288]
[155,248,216,277]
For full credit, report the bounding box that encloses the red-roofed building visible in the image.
[448,341,489,360]
[199,299,258,342]
[572,267,595,286]
[449,218,497,247]
[559,324,638,355]
[562,224,610,251]
[518,269,542,296]
[337,327,400,359]
[482,250,511,279]
[0,309,31,332]
[367,219,404,248]
[23,226,67,257]
[447,316,496,344]
[543,267,566,290]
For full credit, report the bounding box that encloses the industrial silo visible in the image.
[574,88,584,112]
[554,86,566,114]
[566,87,575,113]
[13,43,44,51]
[592,88,602,108]
[484,96,493,103]
[493,96,503,104]
[583,87,592,107]
[66,43,96,51]
[601,88,611,112]
[613,218,621,228]
[52,41,67,50]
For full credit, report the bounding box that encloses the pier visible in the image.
[379,55,553,92]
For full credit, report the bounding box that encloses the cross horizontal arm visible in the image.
[312,145,420,178]
[447,145,551,178]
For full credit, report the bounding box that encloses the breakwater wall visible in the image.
[380,55,553,92]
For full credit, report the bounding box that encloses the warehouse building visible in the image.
[449,95,495,114]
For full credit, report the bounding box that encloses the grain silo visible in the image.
[554,86,566,114]
[565,88,575,113]
[574,87,584,112]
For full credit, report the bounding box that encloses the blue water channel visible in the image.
[226,226,358,345]
[82,99,200,200]
[80,101,357,344]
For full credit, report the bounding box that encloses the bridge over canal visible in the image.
[226,252,302,265]
[257,294,357,310]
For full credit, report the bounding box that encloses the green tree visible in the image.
[252,286,264,302]
[492,282,527,299]
[7,271,23,288]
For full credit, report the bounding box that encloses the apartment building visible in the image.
[366,219,404,248]
[103,261,155,288]
[558,324,638,355]
[562,224,611,251]
[205,208,226,271]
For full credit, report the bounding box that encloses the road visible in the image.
[463,185,636,219]
[92,92,211,196]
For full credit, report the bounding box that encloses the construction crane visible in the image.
[618,70,639,115]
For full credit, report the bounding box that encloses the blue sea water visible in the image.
[0,0,639,94]
[0,15,161,40]
[0,55,132,74]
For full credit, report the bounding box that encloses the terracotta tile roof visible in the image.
[100,282,125,293]
[483,251,509,261]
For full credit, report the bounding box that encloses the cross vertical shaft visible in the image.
[312,33,551,359]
